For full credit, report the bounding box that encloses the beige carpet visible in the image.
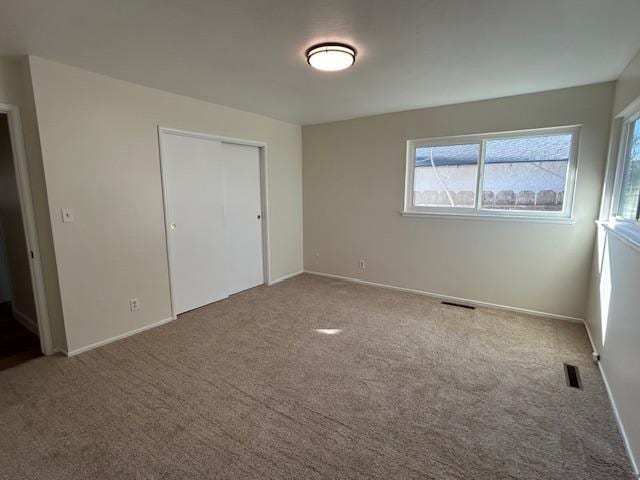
[0,274,633,479]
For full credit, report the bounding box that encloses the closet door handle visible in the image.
[257,215,261,220]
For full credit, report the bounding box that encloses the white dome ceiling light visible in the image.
[306,43,356,72]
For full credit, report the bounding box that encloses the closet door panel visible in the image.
[222,143,264,295]
[162,133,229,314]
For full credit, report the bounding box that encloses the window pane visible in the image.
[617,120,640,220]
[481,134,572,212]
[413,144,480,207]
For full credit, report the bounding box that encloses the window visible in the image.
[613,116,640,222]
[413,143,480,208]
[404,126,579,220]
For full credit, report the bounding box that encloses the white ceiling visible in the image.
[1,0,640,125]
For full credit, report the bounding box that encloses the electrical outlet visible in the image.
[359,259,366,270]
[129,298,140,311]
[314,252,320,257]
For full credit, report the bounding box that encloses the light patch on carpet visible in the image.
[314,328,342,335]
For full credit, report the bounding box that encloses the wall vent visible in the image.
[564,363,582,389]
[441,301,475,310]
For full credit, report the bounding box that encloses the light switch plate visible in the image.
[61,208,74,223]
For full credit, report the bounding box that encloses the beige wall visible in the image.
[613,49,640,117]
[586,230,640,472]
[303,83,614,319]
[0,56,66,351]
[0,113,36,320]
[29,56,303,353]
[586,50,640,472]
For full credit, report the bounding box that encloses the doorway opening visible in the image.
[0,103,53,363]
[0,111,41,369]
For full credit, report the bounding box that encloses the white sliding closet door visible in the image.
[162,133,229,314]
[222,143,264,295]
[160,130,265,316]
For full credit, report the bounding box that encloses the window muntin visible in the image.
[405,127,578,219]
[616,118,640,221]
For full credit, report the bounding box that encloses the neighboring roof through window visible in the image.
[415,134,572,167]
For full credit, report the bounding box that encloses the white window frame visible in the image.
[608,108,640,244]
[611,113,640,218]
[403,125,580,223]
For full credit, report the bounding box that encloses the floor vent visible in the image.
[564,363,582,389]
[441,301,475,310]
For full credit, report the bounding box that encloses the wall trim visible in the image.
[597,220,640,254]
[401,211,576,224]
[268,270,303,286]
[65,316,176,357]
[304,270,584,323]
[12,308,38,335]
[583,323,639,477]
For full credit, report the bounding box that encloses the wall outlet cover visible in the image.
[129,298,140,311]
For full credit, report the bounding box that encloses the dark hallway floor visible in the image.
[0,302,41,371]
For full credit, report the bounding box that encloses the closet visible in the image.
[160,130,264,315]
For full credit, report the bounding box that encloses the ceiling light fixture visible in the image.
[306,43,356,72]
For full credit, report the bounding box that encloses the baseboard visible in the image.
[65,316,176,357]
[303,270,584,323]
[268,270,304,286]
[583,323,639,477]
[12,308,39,335]
[583,320,599,356]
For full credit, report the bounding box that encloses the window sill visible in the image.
[596,220,640,253]
[401,211,576,224]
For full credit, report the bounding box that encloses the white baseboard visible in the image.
[583,320,599,356]
[303,270,584,323]
[583,323,639,477]
[268,270,304,286]
[65,316,176,357]
[12,308,39,335]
